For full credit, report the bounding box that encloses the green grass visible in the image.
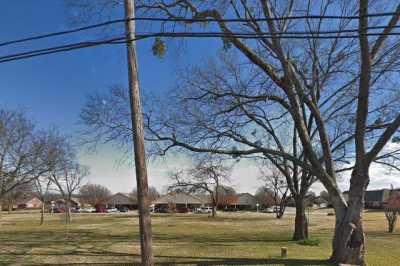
[0,209,398,265]
[297,238,320,246]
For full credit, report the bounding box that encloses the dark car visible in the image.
[53,207,65,213]
[118,207,130,213]
[154,207,169,213]
[176,207,191,213]
[224,207,240,212]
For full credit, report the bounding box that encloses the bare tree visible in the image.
[1,182,33,213]
[215,185,237,210]
[76,1,400,263]
[133,2,400,264]
[0,110,63,205]
[79,183,111,208]
[384,186,400,233]
[259,166,290,219]
[255,186,275,208]
[132,186,160,203]
[168,157,232,217]
[49,146,89,224]
[34,176,51,225]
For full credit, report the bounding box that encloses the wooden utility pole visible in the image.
[124,0,154,265]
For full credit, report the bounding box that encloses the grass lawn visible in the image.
[0,208,398,265]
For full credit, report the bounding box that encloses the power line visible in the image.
[1,30,400,64]
[0,12,399,48]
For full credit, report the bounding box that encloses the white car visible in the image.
[203,207,213,213]
[80,207,95,213]
[107,208,119,213]
[195,207,213,214]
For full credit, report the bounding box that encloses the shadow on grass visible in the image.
[43,256,332,266]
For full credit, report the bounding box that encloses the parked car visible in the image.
[80,207,96,213]
[96,206,108,213]
[107,207,119,213]
[53,207,65,213]
[176,207,191,213]
[203,207,213,213]
[154,207,169,213]
[71,207,80,213]
[224,207,240,212]
[194,207,203,213]
[118,207,130,213]
[261,207,275,213]
[195,207,213,214]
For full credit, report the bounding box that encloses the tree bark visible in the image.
[211,205,216,217]
[386,210,397,233]
[330,170,368,266]
[211,195,217,217]
[40,202,45,225]
[124,1,154,265]
[388,218,396,233]
[65,201,71,224]
[292,197,308,240]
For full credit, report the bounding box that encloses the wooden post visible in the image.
[124,0,154,265]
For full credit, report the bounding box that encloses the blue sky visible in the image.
[1,1,399,194]
[0,1,234,193]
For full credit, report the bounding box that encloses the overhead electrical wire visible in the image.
[2,30,400,64]
[0,12,399,48]
[0,12,399,64]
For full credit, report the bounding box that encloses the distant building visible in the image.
[343,188,400,209]
[17,197,43,209]
[195,194,213,206]
[51,198,81,209]
[154,192,203,211]
[234,193,258,210]
[107,193,138,210]
[1,195,43,211]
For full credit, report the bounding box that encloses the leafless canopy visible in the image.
[79,183,112,206]
[0,109,66,199]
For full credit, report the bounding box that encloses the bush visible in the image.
[297,238,321,246]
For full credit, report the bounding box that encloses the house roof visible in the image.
[15,196,42,205]
[236,193,258,206]
[344,188,400,202]
[107,193,137,205]
[52,198,81,205]
[155,192,203,205]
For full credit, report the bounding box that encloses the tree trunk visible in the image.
[275,201,286,219]
[330,214,366,266]
[8,203,12,214]
[40,203,45,225]
[388,219,396,233]
[65,201,71,224]
[211,205,217,217]
[386,210,397,233]
[292,197,308,240]
[330,170,368,266]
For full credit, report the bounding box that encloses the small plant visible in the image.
[152,37,166,58]
[297,238,321,246]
